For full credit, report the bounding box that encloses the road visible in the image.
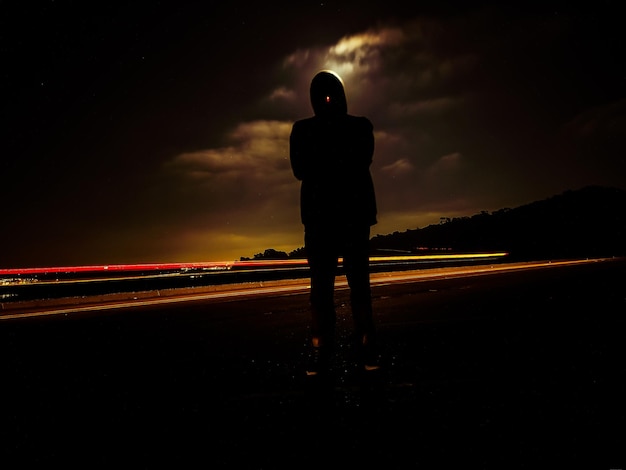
[0,258,601,320]
[2,258,625,468]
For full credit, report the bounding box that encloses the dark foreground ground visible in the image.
[2,259,625,469]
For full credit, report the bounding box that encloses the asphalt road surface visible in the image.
[2,259,625,469]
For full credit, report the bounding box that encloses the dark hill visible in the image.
[369,185,626,261]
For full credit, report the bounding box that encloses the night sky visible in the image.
[2,1,625,268]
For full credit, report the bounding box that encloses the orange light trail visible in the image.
[0,252,510,276]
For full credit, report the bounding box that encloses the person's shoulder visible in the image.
[293,116,316,126]
[291,116,316,132]
[346,114,373,130]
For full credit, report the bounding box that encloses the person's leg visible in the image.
[305,227,338,374]
[343,225,379,368]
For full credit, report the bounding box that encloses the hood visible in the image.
[310,70,348,118]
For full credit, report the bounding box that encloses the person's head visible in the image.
[310,70,348,118]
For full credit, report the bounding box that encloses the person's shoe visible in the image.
[358,334,381,372]
[306,347,330,376]
[363,360,380,371]
[362,349,381,372]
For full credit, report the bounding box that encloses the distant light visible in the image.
[326,95,331,103]
[369,253,509,262]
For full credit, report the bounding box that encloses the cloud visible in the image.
[278,18,481,135]
[427,152,462,176]
[168,120,292,182]
[326,27,407,76]
[162,119,301,247]
[268,86,296,103]
[381,158,414,177]
[284,26,407,78]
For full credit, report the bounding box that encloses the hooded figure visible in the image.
[290,71,377,228]
[290,71,380,376]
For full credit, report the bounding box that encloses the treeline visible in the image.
[243,185,626,262]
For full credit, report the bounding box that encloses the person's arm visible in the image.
[361,117,375,167]
[289,121,307,181]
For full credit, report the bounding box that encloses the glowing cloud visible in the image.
[428,152,462,175]
[268,86,296,102]
[169,120,293,181]
[325,28,406,78]
[381,158,414,176]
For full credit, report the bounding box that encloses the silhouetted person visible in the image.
[290,70,380,376]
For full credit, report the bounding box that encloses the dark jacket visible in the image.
[290,71,377,228]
